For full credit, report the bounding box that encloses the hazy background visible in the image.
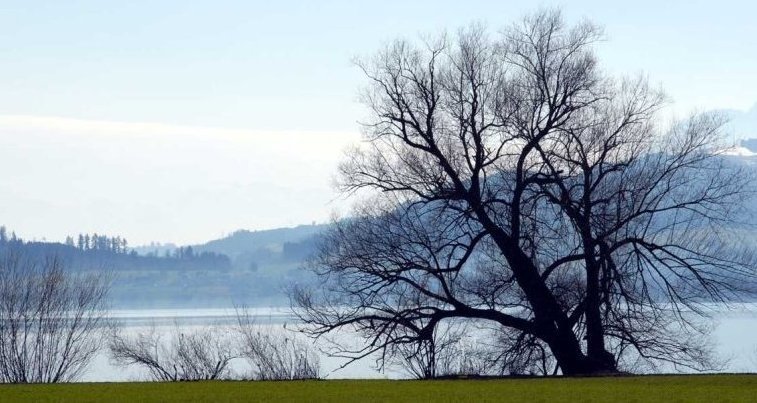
[0,0,755,245]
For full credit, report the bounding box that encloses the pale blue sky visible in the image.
[0,1,755,244]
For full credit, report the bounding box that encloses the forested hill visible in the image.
[0,227,231,272]
[0,225,325,308]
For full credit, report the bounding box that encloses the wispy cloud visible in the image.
[0,115,359,245]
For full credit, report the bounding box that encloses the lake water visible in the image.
[81,305,757,382]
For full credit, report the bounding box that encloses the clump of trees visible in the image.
[69,233,129,254]
[293,9,757,376]
[0,252,110,383]
[0,226,18,244]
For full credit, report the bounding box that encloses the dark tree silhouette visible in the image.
[293,10,756,375]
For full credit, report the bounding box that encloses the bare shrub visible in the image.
[443,340,491,377]
[389,336,451,379]
[0,252,109,383]
[108,324,235,381]
[236,308,320,380]
[388,322,489,379]
[487,326,557,376]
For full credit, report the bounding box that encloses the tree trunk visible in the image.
[488,222,618,375]
[584,257,617,373]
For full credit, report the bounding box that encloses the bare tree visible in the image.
[236,308,320,380]
[108,324,235,381]
[0,252,110,383]
[293,9,756,375]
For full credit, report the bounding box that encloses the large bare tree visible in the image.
[293,10,756,375]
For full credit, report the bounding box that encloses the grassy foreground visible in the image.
[1,375,755,402]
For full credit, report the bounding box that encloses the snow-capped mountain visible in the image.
[725,103,757,140]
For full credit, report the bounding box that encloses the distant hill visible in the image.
[133,224,328,268]
[0,229,236,308]
[136,224,328,296]
[0,225,330,309]
[194,224,327,260]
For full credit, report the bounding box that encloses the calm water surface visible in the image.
[82,305,757,382]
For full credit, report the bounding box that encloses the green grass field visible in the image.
[1,375,755,402]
